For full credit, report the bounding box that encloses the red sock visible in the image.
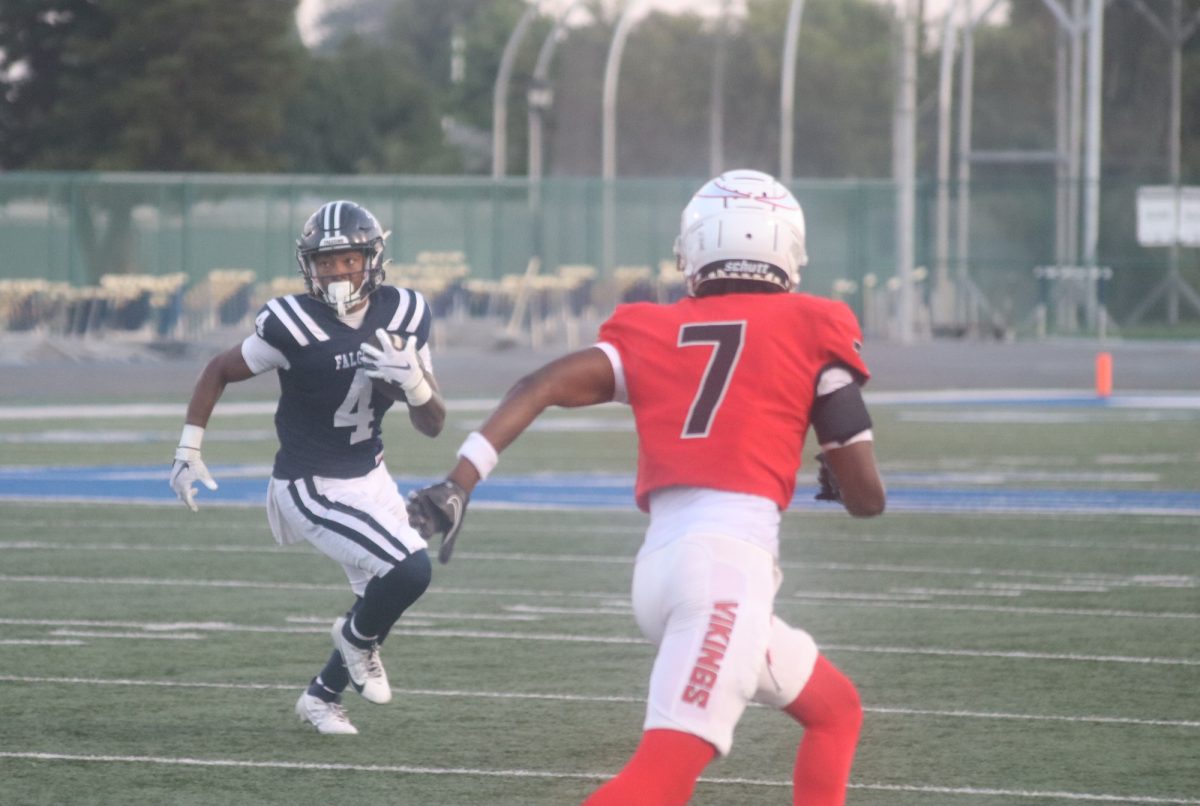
[784,655,863,806]
[581,729,715,806]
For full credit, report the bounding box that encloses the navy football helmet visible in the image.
[296,200,387,315]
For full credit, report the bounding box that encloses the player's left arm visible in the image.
[810,368,885,518]
[822,440,885,517]
[406,360,445,438]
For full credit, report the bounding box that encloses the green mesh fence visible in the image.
[0,172,1195,332]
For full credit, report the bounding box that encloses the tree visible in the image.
[277,33,459,174]
[308,0,538,173]
[0,0,306,280]
[0,0,305,171]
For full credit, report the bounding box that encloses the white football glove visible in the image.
[360,328,432,404]
[170,446,218,512]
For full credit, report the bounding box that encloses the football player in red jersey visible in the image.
[409,170,885,806]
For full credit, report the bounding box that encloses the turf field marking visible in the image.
[50,629,202,640]
[796,534,1200,554]
[285,611,544,623]
[0,639,84,646]
[1,575,1195,621]
[509,598,1200,621]
[3,543,1195,589]
[820,643,1200,666]
[374,626,1200,666]
[2,674,1196,729]
[783,596,1200,620]
[2,614,1196,665]
[5,531,1200,554]
[0,752,1195,804]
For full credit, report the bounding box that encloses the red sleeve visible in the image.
[821,301,870,384]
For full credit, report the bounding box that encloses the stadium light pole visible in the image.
[602,1,643,280]
[709,0,731,177]
[528,2,591,187]
[779,0,806,184]
[493,4,540,179]
[932,0,962,326]
[894,0,918,343]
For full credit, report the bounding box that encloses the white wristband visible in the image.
[179,424,205,450]
[404,376,433,407]
[456,431,499,480]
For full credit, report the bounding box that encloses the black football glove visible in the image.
[814,452,842,502]
[407,479,469,564]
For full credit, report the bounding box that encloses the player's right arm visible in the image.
[169,343,260,512]
[407,346,615,562]
[185,345,257,428]
[456,346,615,491]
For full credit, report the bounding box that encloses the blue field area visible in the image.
[5,464,1200,516]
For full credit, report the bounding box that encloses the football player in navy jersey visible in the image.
[170,200,446,735]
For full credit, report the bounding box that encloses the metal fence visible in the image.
[0,172,1194,341]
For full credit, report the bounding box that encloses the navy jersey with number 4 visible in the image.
[252,285,432,480]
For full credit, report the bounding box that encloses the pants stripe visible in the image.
[286,480,397,565]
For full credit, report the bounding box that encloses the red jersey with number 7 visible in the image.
[597,292,869,512]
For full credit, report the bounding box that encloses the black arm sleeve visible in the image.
[811,381,872,445]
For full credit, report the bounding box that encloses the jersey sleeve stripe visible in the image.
[283,295,330,342]
[594,341,629,404]
[387,288,414,331]
[266,298,311,347]
[389,288,427,335]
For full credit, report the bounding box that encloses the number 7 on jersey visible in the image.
[677,321,746,438]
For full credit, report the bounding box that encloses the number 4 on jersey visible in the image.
[677,321,746,438]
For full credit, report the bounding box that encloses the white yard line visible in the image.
[0,751,1195,804]
[0,575,1195,621]
[2,613,1196,665]
[1,674,1195,729]
[12,543,1192,591]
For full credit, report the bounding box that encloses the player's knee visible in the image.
[373,550,432,610]
[391,549,432,600]
[788,656,862,736]
[584,731,710,806]
[830,672,863,736]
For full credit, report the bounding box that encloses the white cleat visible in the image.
[295,692,358,735]
[331,616,392,704]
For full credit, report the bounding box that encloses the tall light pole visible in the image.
[709,0,731,177]
[894,0,918,343]
[602,2,642,279]
[779,0,806,183]
[932,0,962,325]
[528,2,591,186]
[492,4,539,179]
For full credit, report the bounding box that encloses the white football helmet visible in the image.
[674,169,808,296]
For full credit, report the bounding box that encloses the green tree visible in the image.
[278,34,459,173]
[0,0,305,170]
[736,0,896,179]
[309,0,538,173]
